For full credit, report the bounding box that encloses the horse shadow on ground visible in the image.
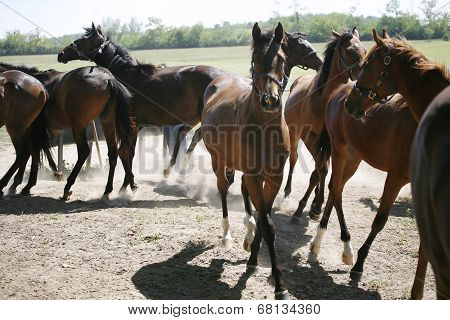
[0,194,208,215]
[132,242,252,299]
[359,197,414,218]
[132,211,380,300]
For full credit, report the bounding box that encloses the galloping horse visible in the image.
[181,31,323,170]
[0,63,136,201]
[312,82,416,280]
[0,70,54,197]
[283,28,365,220]
[345,30,449,298]
[202,23,290,299]
[57,23,228,185]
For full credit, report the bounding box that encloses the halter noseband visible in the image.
[69,40,111,62]
[251,59,287,96]
[352,45,397,104]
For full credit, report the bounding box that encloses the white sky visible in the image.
[0,0,448,38]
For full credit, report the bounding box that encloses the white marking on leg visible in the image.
[222,217,233,249]
[310,226,327,255]
[342,240,354,265]
[243,215,256,252]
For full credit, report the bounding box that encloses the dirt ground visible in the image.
[0,132,436,300]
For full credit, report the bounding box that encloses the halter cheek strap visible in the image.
[70,40,111,62]
[353,45,397,103]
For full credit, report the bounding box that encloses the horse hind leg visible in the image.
[119,132,138,193]
[309,161,329,220]
[21,151,39,195]
[8,152,30,194]
[411,242,427,299]
[180,127,202,174]
[241,176,256,252]
[61,128,90,201]
[0,139,29,198]
[283,141,298,200]
[163,125,191,178]
[291,169,319,223]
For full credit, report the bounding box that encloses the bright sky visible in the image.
[0,0,448,38]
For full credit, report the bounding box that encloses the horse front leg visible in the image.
[163,124,191,178]
[244,173,289,300]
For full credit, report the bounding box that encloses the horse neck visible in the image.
[93,44,130,78]
[397,69,449,122]
[318,52,349,108]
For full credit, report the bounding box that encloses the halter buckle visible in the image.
[368,91,376,100]
[384,56,391,65]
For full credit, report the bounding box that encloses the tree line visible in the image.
[0,0,448,56]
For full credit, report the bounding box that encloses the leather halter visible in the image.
[251,57,287,96]
[352,45,397,103]
[69,40,111,63]
[336,45,360,81]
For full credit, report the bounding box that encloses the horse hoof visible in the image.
[20,189,31,196]
[349,269,363,282]
[243,239,252,252]
[275,290,290,300]
[54,172,64,182]
[131,184,139,194]
[163,168,171,178]
[342,253,354,266]
[101,193,110,201]
[310,242,321,255]
[289,215,302,225]
[309,211,321,221]
[60,191,72,201]
[222,238,233,250]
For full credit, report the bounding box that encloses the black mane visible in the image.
[315,32,354,92]
[0,62,42,75]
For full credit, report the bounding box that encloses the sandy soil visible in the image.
[0,133,436,300]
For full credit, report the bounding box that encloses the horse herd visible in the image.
[0,21,448,300]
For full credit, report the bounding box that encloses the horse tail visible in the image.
[314,126,331,164]
[29,101,56,171]
[107,79,136,158]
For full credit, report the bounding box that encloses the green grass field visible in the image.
[0,40,448,143]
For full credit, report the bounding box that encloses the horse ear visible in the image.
[274,22,284,42]
[372,28,384,46]
[382,28,390,39]
[252,23,261,42]
[91,22,99,36]
[332,29,341,38]
[97,25,103,35]
[352,27,360,38]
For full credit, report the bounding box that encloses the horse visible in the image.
[180,31,323,171]
[57,23,229,185]
[0,70,55,197]
[283,28,365,220]
[345,30,449,298]
[201,22,290,299]
[311,82,416,281]
[410,87,450,299]
[0,62,137,201]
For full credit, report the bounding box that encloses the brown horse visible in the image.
[312,83,416,281]
[202,22,290,299]
[283,28,365,220]
[57,23,229,184]
[0,63,136,201]
[180,31,323,171]
[410,87,450,299]
[0,70,55,197]
[345,30,449,298]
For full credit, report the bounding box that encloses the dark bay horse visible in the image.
[57,23,228,184]
[283,28,365,219]
[180,31,323,171]
[0,70,54,197]
[312,82,416,280]
[410,87,450,299]
[0,63,136,201]
[202,23,290,299]
[345,30,449,298]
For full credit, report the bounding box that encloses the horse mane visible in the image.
[0,62,41,75]
[367,36,449,89]
[315,32,354,92]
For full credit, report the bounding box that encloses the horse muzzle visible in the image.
[261,92,281,113]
